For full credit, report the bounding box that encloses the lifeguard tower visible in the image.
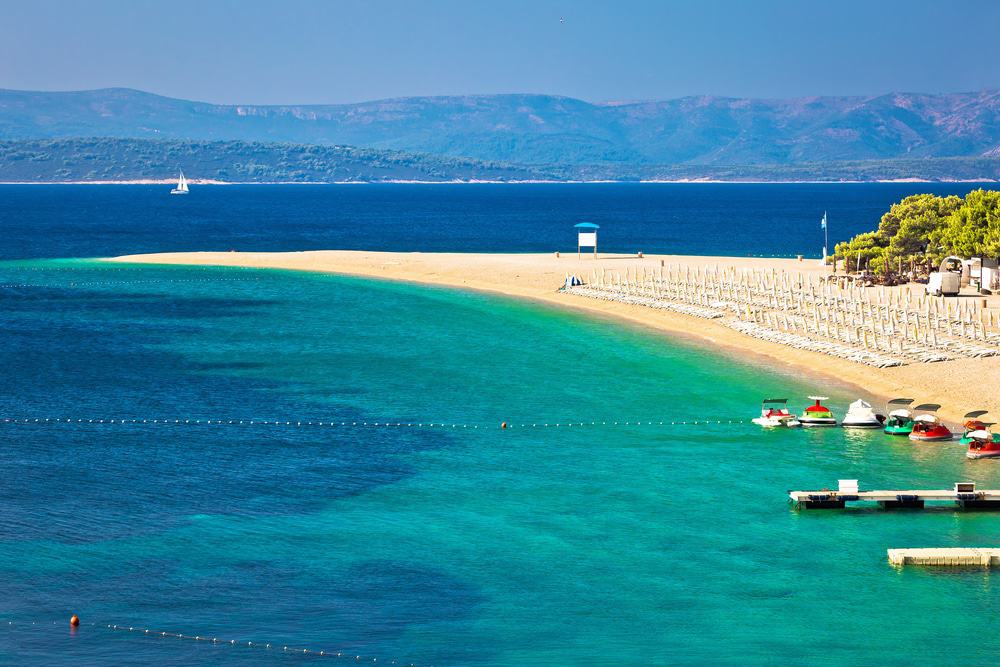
[575,222,599,259]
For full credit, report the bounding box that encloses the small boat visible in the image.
[841,399,884,429]
[883,398,916,436]
[800,396,837,427]
[966,428,1000,459]
[959,411,998,445]
[908,404,953,442]
[170,170,189,195]
[752,398,801,428]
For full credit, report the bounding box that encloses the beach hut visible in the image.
[575,222,600,259]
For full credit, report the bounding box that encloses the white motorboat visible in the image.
[841,399,884,429]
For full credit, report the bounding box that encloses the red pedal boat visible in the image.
[967,429,1000,459]
[961,411,1000,459]
[908,404,953,442]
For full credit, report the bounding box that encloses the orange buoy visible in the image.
[70,615,80,627]
[500,422,508,429]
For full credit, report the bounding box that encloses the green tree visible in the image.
[885,194,961,264]
[937,189,1000,259]
[834,193,961,273]
[834,232,884,272]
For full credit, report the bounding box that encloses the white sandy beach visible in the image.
[107,250,1000,423]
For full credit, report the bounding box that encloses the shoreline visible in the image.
[104,250,1000,424]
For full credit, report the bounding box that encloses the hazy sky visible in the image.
[2,0,998,104]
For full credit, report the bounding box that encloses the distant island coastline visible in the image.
[2,138,999,184]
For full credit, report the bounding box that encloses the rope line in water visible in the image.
[0,278,261,288]
[0,416,749,429]
[2,619,425,665]
[3,266,257,271]
[1,267,259,276]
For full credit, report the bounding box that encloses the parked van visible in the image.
[926,256,964,297]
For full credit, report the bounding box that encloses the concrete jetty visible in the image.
[789,481,1000,509]
[888,548,1000,567]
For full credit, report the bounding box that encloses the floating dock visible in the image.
[789,481,1000,509]
[888,548,1000,567]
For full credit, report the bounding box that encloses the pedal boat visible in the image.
[799,396,837,427]
[959,411,995,445]
[966,429,1000,459]
[841,399,884,429]
[752,398,801,428]
[908,405,953,442]
[883,398,915,436]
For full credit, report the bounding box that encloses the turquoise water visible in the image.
[1,260,999,665]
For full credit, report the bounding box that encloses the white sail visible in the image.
[171,170,189,194]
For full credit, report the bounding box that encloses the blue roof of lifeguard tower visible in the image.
[574,222,600,229]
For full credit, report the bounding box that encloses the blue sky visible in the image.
[1,0,998,104]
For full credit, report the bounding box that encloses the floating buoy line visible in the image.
[2,266,258,272]
[0,416,747,429]
[1,617,425,665]
[0,277,261,288]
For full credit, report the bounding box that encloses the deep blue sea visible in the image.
[1,184,999,665]
[0,182,994,259]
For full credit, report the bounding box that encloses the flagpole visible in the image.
[821,211,828,268]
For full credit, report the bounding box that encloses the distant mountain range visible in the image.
[2,87,1000,181]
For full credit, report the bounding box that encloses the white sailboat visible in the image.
[170,170,189,195]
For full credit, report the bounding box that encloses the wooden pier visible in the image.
[789,481,1000,509]
[888,548,1000,567]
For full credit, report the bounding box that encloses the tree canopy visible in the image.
[834,190,1000,273]
[936,189,1000,259]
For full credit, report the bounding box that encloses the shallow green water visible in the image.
[0,260,998,665]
